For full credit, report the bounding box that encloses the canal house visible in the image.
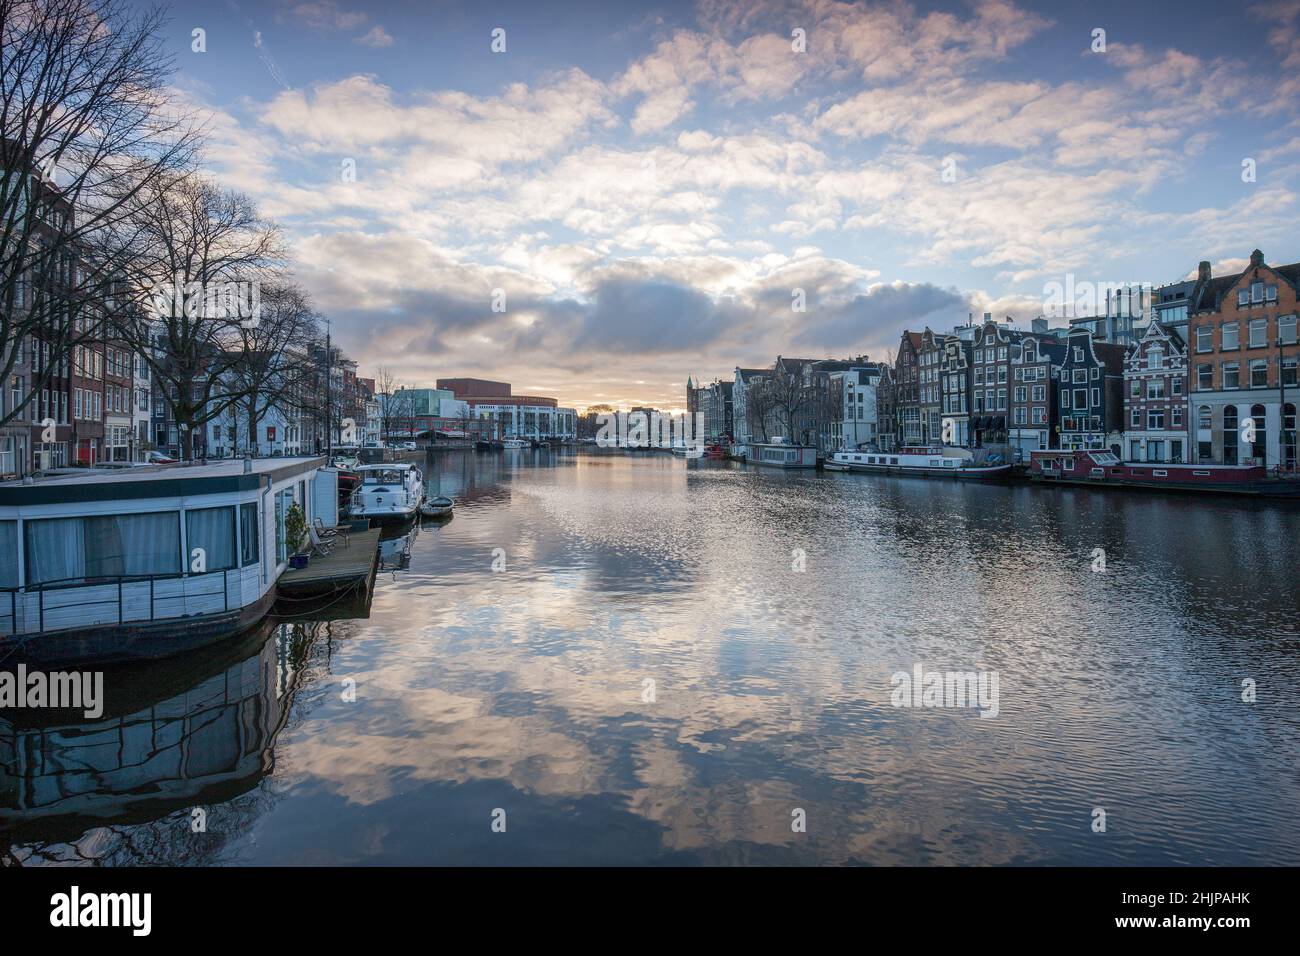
[0,457,335,664]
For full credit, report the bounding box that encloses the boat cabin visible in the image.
[0,457,335,664]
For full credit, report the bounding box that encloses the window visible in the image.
[1222,323,1239,350]
[1171,406,1182,427]
[1281,314,1298,345]
[1148,409,1164,430]
[1284,357,1298,387]
[1250,360,1268,388]
[1249,318,1267,348]
[1091,388,1100,407]
[1222,363,1239,389]
[186,506,236,572]
[1091,367,1100,380]
[1148,380,1165,400]
[1148,346,1164,369]
[1131,379,1141,398]
[1172,377,1182,396]
[1198,364,1213,390]
[1073,369,1087,384]
[1074,389,1087,409]
[24,512,181,585]
[0,521,16,588]
[1032,385,1045,402]
[1131,408,1141,428]
[1196,326,1213,352]
[1074,347,1084,362]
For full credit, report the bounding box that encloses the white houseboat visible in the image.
[746,438,818,469]
[348,463,424,521]
[0,457,337,665]
[827,446,1013,480]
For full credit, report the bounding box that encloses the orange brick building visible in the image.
[1186,250,1299,469]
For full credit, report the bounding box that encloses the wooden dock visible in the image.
[277,527,381,598]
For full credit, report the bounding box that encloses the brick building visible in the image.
[1123,322,1189,463]
[1187,250,1299,469]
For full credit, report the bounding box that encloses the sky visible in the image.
[159,0,1300,411]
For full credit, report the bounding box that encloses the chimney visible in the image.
[1198,260,1211,282]
[1250,249,1264,268]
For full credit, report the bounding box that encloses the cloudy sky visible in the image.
[167,0,1300,410]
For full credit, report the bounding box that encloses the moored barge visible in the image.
[1028,449,1300,497]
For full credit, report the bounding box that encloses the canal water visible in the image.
[4,449,1299,865]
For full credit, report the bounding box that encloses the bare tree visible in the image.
[0,0,199,429]
[223,283,320,455]
[112,173,284,459]
[374,365,398,438]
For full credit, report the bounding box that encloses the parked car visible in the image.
[400,441,417,451]
[145,451,177,464]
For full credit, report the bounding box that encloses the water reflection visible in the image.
[4,450,1300,865]
[1,618,334,864]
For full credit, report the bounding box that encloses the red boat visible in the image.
[1028,449,1300,498]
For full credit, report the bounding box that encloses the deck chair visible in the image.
[314,516,350,547]
[307,526,335,556]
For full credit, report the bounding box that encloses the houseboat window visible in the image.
[1064,459,1074,470]
[1154,470,1168,477]
[240,502,260,567]
[0,520,16,588]
[890,457,898,465]
[1193,470,1211,476]
[186,506,237,572]
[24,512,181,585]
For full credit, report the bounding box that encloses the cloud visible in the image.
[355,25,394,48]
[288,1,368,31]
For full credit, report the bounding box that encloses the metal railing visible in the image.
[0,567,238,637]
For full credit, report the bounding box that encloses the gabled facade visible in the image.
[1186,249,1299,469]
[894,332,922,445]
[1058,328,1126,451]
[1009,334,1064,454]
[918,329,946,445]
[938,335,972,446]
[1123,322,1189,463]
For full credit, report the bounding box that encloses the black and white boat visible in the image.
[348,463,424,521]
[827,446,1013,480]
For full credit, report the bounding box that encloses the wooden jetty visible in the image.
[277,527,382,599]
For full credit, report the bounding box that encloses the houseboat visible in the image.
[0,457,336,665]
[1028,450,1300,497]
[348,463,424,521]
[746,438,818,469]
[827,446,1013,479]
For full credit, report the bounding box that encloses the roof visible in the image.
[0,457,326,506]
[1190,255,1300,314]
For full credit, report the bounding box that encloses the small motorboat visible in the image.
[420,494,455,517]
[502,438,528,449]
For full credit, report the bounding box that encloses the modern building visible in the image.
[437,377,575,439]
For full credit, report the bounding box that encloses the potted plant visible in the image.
[285,503,310,568]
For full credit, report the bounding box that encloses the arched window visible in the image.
[1197,405,1211,430]
[1250,403,1267,462]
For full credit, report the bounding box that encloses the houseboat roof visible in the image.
[0,457,326,506]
